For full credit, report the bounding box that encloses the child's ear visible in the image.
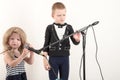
[51,14,54,18]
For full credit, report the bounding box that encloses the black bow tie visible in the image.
[54,23,67,28]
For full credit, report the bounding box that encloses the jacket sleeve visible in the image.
[43,25,51,52]
[68,25,80,45]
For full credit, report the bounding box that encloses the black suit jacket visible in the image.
[43,23,80,56]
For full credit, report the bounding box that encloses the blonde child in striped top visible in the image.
[3,27,34,80]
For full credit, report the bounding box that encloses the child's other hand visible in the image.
[28,44,34,55]
[22,48,30,58]
[73,32,80,42]
[24,43,34,56]
[43,58,51,70]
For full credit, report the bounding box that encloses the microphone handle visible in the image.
[28,47,40,54]
[28,47,46,57]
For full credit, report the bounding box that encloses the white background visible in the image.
[0,0,120,80]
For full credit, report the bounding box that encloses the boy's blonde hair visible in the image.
[52,2,66,14]
[3,27,27,53]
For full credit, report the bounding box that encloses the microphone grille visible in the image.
[24,43,29,49]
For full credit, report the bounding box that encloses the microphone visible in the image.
[91,21,99,26]
[24,44,42,55]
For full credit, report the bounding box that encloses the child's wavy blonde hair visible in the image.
[3,27,27,53]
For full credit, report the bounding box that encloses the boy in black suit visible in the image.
[43,2,80,80]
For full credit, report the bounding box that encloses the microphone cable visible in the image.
[42,55,60,80]
[24,43,59,79]
[79,27,104,80]
[91,27,104,80]
[0,50,9,54]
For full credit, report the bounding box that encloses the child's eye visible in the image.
[17,39,20,41]
[63,14,66,16]
[10,38,14,40]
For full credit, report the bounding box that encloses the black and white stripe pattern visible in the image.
[6,60,25,77]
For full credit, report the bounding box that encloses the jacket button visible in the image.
[59,43,62,46]
[59,48,61,50]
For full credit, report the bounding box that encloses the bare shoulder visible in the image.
[4,51,13,64]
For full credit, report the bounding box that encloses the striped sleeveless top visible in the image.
[6,56,25,77]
